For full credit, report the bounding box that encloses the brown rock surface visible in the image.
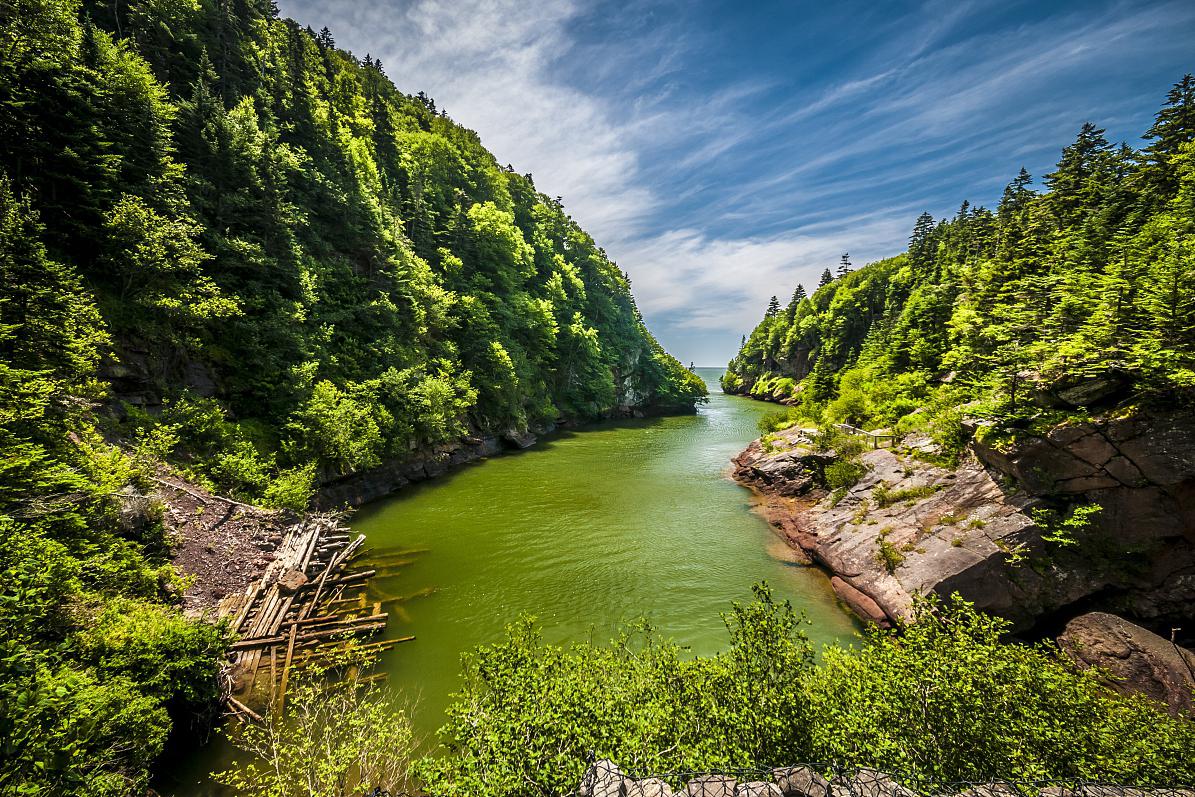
[1058,612,1195,717]
[733,409,1195,631]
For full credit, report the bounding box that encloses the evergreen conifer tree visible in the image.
[909,212,936,272]
[787,283,807,320]
[1141,74,1195,197]
[837,253,852,278]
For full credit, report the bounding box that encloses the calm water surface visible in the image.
[164,368,857,794]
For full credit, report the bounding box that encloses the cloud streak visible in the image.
[279,0,1195,365]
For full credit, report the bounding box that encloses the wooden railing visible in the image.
[835,423,897,449]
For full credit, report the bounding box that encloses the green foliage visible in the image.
[875,532,905,573]
[1031,502,1103,548]
[725,76,1195,445]
[215,659,416,797]
[419,585,815,797]
[758,407,801,434]
[0,2,704,791]
[0,177,228,794]
[427,592,1195,793]
[824,459,868,491]
[74,597,228,706]
[804,595,1195,784]
[871,481,938,509]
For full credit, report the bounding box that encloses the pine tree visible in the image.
[787,283,807,320]
[317,26,334,48]
[1141,74,1195,197]
[909,212,936,272]
[818,268,833,288]
[766,295,781,318]
[998,169,1034,220]
[1046,122,1113,223]
[837,253,852,278]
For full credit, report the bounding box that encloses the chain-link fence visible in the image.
[572,759,1195,797]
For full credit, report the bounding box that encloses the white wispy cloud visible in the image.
[279,0,1195,364]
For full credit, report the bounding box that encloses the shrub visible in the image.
[216,660,416,797]
[872,480,938,508]
[261,462,318,512]
[418,585,815,797]
[825,459,868,490]
[75,598,229,706]
[804,595,1195,784]
[425,591,1195,792]
[876,535,905,573]
[758,407,798,434]
[812,426,865,457]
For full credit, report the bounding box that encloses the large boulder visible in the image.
[1040,369,1134,409]
[579,759,631,797]
[733,430,833,497]
[502,428,538,450]
[734,783,782,797]
[627,779,673,797]
[686,776,737,797]
[830,769,915,797]
[1058,612,1195,717]
[773,766,829,797]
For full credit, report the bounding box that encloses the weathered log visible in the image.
[227,695,263,723]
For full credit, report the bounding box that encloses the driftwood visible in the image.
[217,516,397,716]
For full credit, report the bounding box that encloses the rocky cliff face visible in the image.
[733,408,1195,637]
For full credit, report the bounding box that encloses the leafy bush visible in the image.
[1032,502,1103,548]
[216,660,416,797]
[876,534,905,573]
[758,408,798,434]
[262,462,319,512]
[419,586,815,797]
[75,598,228,706]
[825,459,868,490]
[425,591,1195,793]
[811,426,866,457]
[872,481,938,508]
[804,596,1195,784]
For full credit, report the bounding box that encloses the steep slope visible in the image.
[0,1,702,793]
[723,76,1195,643]
[725,76,1195,443]
[4,0,705,509]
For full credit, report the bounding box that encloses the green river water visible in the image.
[164,368,858,794]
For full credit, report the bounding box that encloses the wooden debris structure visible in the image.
[216,515,411,715]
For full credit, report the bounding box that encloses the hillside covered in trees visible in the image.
[0,0,704,793]
[724,75,1195,447]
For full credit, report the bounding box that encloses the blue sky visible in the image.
[279,0,1195,365]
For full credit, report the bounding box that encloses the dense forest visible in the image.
[724,75,1195,448]
[0,0,703,793]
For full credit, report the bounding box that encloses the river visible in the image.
[163,367,857,794]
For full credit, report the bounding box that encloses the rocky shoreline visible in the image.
[731,411,1195,713]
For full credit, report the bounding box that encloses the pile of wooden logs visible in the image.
[217,515,410,717]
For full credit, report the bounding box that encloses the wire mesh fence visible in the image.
[571,759,1195,797]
